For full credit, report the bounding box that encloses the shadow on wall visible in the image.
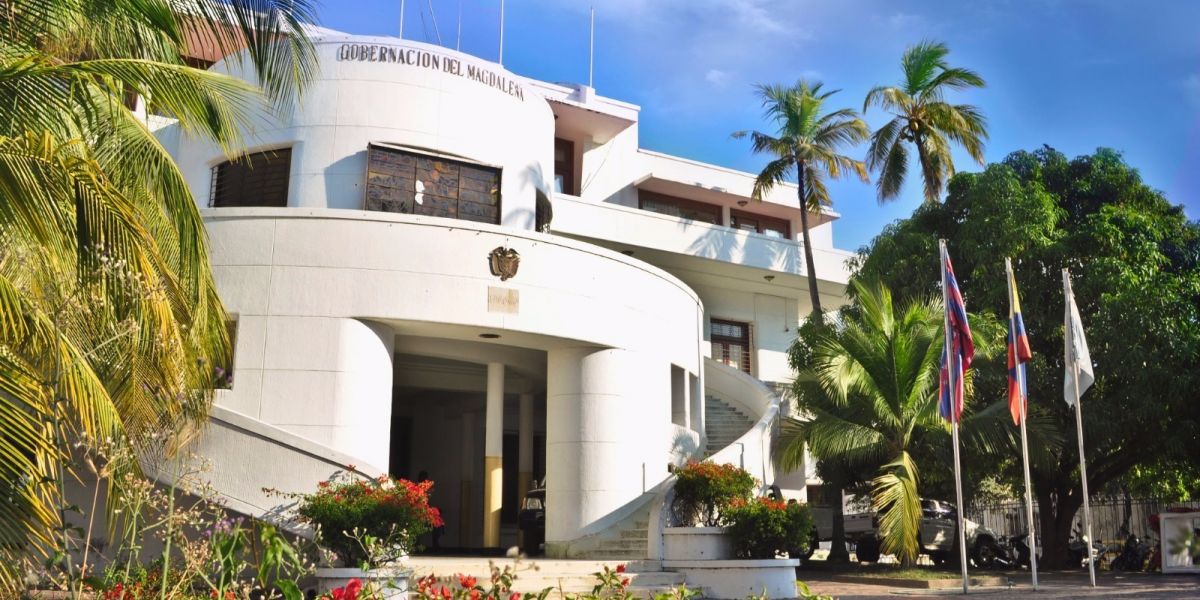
[682,220,802,275]
[507,160,549,231]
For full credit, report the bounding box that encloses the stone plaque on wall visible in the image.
[487,287,519,314]
[365,144,501,224]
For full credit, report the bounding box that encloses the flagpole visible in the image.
[1065,269,1097,588]
[1008,258,1039,590]
[941,240,969,595]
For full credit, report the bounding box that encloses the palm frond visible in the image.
[871,451,922,564]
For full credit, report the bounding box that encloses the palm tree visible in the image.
[864,40,987,203]
[0,0,317,586]
[734,80,870,316]
[776,279,1006,565]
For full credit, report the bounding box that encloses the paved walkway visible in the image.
[800,571,1200,599]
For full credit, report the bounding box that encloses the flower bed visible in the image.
[671,462,756,526]
[721,496,814,559]
[297,474,444,568]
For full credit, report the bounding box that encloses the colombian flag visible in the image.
[1007,266,1033,425]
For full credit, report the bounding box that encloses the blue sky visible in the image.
[320,0,1200,251]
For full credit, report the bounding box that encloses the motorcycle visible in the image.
[1067,527,1103,569]
[993,532,1037,570]
[1109,533,1151,571]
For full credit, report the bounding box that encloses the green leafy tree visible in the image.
[0,0,317,587]
[734,80,870,316]
[864,40,987,203]
[853,146,1200,567]
[777,279,1015,565]
[734,80,869,561]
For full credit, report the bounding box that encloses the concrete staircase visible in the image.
[407,557,686,595]
[572,516,649,559]
[704,394,754,455]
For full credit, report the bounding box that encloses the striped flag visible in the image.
[1007,263,1033,425]
[939,249,975,423]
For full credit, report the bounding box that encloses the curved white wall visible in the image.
[205,208,705,544]
[172,36,555,229]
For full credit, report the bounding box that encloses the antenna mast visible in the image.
[588,6,595,87]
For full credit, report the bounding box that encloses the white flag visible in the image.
[1063,270,1094,406]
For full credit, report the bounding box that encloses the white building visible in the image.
[157,31,854,558]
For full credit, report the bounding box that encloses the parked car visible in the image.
[811,498,1003,567]
[517,483,545,555]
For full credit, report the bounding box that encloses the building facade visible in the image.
[156,32,854,557]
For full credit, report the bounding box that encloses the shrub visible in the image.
[297,473,444,568]
[671,462,756,526]
[721,497,814,560]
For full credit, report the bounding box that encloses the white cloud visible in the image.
[1184,73,1200,110]
[705,69,730,88]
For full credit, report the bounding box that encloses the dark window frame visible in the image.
[554,138,576,196]
[638,190,722,225]
[730,209,791,239]
[209,148,292,208]
[710,318,752,375]
[365,144,502,225]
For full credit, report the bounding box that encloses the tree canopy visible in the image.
[852,145,1200,566]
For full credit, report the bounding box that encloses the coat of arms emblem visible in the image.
[488,247,520,281]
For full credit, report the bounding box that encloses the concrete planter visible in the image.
[315,567,409,600]
[662,558,800,600]
[663,526,733,560]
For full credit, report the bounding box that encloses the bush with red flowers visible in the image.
[671,461,756,526]
[298,473,444,568]
[720,497,814,559]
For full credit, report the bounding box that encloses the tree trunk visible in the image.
[828,482,850,563]
[796,162,823,316]
[1035,481,1083,569]
[796,161,843,562]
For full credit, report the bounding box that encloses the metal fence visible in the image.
[966,497,1200,544]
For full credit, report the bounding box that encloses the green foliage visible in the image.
[720,497,815,560]
[297,474,444,568]
[671,462,757,527]
[864,40,988,203]
[0,0,319,590]
[777,279,1036,565]
[854,145,1200,563]
[734,79,869,314]
[796,580,834,600]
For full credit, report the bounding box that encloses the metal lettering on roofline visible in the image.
[336,43,525,101]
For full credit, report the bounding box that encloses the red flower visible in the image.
[440,586,453,600]
[345,579,363,600]
[469,590,481,600]
[621,578,631,588]
[509,593,521,600]
[459,575,477,589]
[615,564,626,574]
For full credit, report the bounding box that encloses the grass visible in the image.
[800,559,980,581]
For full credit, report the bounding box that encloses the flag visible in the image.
[1007,263,1033,425]
[1063,271,1094,406]
[939,249,975,423]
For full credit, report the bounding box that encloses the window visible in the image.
[365,145,501,225]
[554,138,576,195]
[711,318,752,375]
[638,190,721,225]
[215,318,237,390]
[209,148,291,208]
[731,209,791,239]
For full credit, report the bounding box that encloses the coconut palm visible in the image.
[776,279,1009,565]
[734,80,870,316]
[0,0,317,586]
[864,40,987,203]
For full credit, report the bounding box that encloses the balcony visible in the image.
[551,193,853,285]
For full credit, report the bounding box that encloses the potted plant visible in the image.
[297,473,444,599]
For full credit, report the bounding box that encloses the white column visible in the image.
[259,318,394,473]
[545,347,670,554]
[483,362,505,547]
